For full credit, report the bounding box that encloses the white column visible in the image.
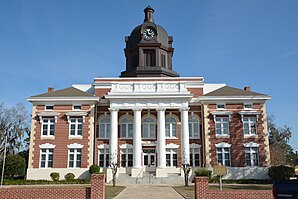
[157,108,166,168]
[109,108,118,165]
[133,108,142,168]
[180,107,190,165]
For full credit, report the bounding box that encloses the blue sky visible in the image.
[0,0,297,151]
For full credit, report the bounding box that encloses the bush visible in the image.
[64,173,75,181]
[50,172,60,181]
[269,165,295,181]
[195,168,212,179]
[89,165,100,174]
[4,154,26,178]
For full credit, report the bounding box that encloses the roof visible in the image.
[203,86,269,97]
[30,87,94,98]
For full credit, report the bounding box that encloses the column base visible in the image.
[131,168,144,178]
[156,168,168,178]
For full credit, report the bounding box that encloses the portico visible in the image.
[103,81,193,177]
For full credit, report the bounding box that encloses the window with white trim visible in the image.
[120,148,133,167]
[190,147,200,167]
[41,118,55,136]
[98,148,109,168]
[189,116,200,138]
[165,115,177,138]
[142,116,156,139]
[166,148,178,167]
[245,147,259,166]
[45,105,54,111]
[216,147,231,166]
[120,116,133,138]
[69,118,83,136]
[68,148,82,168]
[98,115,110,138]
[40,149,53,168]
[243,116,257,135]
[244,103,253,110]
[73,105,82,110]
[217,104,225,110]
[215,116,229,136]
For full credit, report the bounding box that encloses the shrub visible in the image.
[89,165,100,174]
[195,168,212,179]
[4,154,26,178]
[64,173,75,181]
[269,165,295,181]
[50,172,60,181]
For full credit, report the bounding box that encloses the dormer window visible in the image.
[244,103,253,110]
[217,104,225,110]
[45,105,54,111]
[73,105,82,110]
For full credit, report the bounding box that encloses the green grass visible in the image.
[174,184,272,199]
[105,186,126,199]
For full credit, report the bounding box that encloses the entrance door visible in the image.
[143,149,156,172]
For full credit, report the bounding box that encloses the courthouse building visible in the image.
[27,6,271,180]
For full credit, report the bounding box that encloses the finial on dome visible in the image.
[144,5,154,22]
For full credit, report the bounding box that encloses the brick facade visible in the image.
[194,177,273,199]
[0,175,105,199]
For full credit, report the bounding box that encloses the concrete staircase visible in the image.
[114,172,186,185]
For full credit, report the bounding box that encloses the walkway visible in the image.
[114,185,184,199]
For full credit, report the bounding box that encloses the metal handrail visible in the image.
[135,168,144,184]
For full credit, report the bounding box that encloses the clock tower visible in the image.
[120,6,179,77]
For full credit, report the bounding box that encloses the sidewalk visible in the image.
[114,184,184,199]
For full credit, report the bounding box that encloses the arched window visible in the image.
[142,115,156,139]
[189,115,200,138]
[98,115,110,138]
[165,115,177,138]
[120,115,133,138]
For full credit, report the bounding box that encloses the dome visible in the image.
[126,6,171,49]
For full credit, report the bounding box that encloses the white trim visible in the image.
[190,143,201,148]
[243,142,259,147]
[189,114,200,139]
[165,114,178,138]
[67,143,84,149]
[119,143,133,149]
[165,143,179,149]
[98,144,109,149]
[211,111,233,122]
[38,112,59,123]
[39,143,55,149]
[44,104,54,111]
[215,142,231,148]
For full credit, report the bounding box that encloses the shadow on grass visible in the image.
[105,186,126,199]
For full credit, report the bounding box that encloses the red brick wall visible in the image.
[207,103,268,167]
[32,105,92,169]
[194,177,273,199]
[0,175,105,199]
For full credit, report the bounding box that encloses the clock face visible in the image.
[144,28,155,40]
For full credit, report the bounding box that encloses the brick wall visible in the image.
[0,174,105,199]
[194,177,273,199]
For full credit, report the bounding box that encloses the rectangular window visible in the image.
[215,116,229,136]
[68,148,82,168]
[161,54,166,67]
[166,148,178,167]
[144,50,155,66]
[244,104,253,110]
[73,105,82,110]
[69,118,83,136]
[99,148,109,167]
[120,148,133,167]
[40,149,54,168]
[245,147,259,166]
[216,147,231,166]
[217,104,225,109]
[42,118,55,136]
[190,147,200,167]
[243,116,257,135]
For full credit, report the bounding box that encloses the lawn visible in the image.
[174,184,272,199]
[105,186,126,199]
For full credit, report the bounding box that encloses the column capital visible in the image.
[179,107,189,112]
[108,108,119,112]
[156,107,166,112]
[132,107,142,112]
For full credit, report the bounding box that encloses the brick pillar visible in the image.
[91,174,105,199]
[195,177,209,199]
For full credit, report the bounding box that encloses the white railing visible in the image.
[110,82,188,93]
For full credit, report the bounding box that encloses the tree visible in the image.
[0,103,30,155]
[268,115,297,166]
[3,154,26,178]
